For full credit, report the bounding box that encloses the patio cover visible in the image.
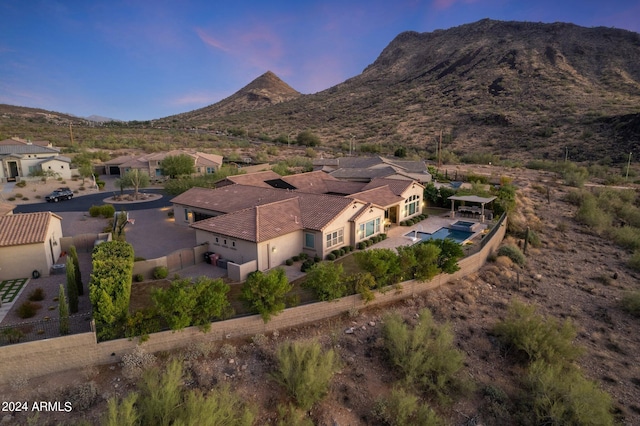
[447,195,496,222]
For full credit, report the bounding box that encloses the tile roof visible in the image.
[0,144,60,155]
[0,202,15,216]
[348,186,404,208]
[172,184,355,234]
[192,198,303,242]
[0,212,61,247]
[281,170,338,193]
[329,166,398,180]
[324,180,367,195]
[223,170,282,187]
[362,178,416,196]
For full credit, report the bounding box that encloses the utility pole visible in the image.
[626,152,632,181]
[69,122,75,145]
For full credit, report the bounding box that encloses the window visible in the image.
[184,208,189,221]
[326,228,344,248]
[359,218,381,239]
[304,233,315,249]
[403,194,420,218]
[206,167,216,174]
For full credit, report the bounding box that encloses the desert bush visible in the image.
[346,272,376,303]
[496,245,526,267]
[621,291,640,317]
[271,340,340,410]
[152,266,168,279]
[493,301,582,364]
[524,360,613,426]
[28,287,45,301]
[134,273,144,282]
[575,195,612,231]
[121,346,157,380]
[15,180,26,187]
[382,309,465,400]
[606,226,640,251]
[17,301,41,318]
[373,387,443,426]
[64,381,98,411]
[130,359,255,426]
[629,250,640,272]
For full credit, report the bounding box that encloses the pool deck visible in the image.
[372,213,488,251]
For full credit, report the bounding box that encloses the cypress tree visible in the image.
[66,256,79,313]
[59,284,69,336]
[69,245,83,296]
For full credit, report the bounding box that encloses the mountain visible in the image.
[84,115,121,123]
[167,71,301,122]
[168,19,640,163]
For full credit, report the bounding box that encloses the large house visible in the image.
[313,156,432,184]
[0,138,72,182]
[171,171,424,273]
[103,150,223,178]
[0,212,63,279]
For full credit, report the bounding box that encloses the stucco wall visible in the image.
[0,217,506,383]
[256,231,302,270]
[196,230,258,267]
[0,216,62,279]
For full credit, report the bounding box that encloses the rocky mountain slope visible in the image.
[167,19,640,163]
[2,19,640,163]
[167,71,301,122]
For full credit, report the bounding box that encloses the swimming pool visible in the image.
[406,227,474,244]
[450,220,482,232]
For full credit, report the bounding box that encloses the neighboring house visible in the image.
[0,212,63,279]
[171,184,386,271]
[0,140,70,182]
[313,156,432,184]
[103,150,223,177]
[171,170,426,273]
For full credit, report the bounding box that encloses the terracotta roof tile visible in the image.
[0,212,60,247]
[281,170,338,193]
[362,178,416,196]
[348,185,404,207]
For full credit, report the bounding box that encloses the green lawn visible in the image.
[0,278,28,304]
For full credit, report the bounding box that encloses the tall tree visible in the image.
[117,169,150,199]
[58,284,69,336]
[66,256,78,313]
[68,245,83,296]
[160,154,196,178]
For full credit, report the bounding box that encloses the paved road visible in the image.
[13,189,172,213]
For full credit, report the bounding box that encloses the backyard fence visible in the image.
[0,312,92,347]
[481,212,507,249]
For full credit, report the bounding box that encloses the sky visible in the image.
[1,0,639,121]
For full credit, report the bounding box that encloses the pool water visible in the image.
[407,228,474,244]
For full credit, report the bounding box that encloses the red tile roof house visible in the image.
[170,173,425,276]
[171,185,387,274]
[102,150,223,178]
[0,212,63,280]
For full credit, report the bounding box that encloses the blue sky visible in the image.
[1,0,639,121]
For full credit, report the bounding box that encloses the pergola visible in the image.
[447,195,497,223]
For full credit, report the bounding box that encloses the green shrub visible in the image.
[100,204,116,218]
[326,253,336,261]
[241,268,291,322]
[382,308,465,401]
[285,259,294,266]
[292,255,300,262]
[493,301,582,364]
[357,242,366,250]
[152,266,169,279]
[89,205,101,217]
[621,291,640,317]
[497,244,526,266]
[17,301,41,318]
[28,287,45,301]
[134,274,144,282]
[606,226,640,251]
[629,250,640,272]
[15,180,27,188]
[298,252,308,260]
[374,387,444,426]
[271,340,340,410]
[525,360,613,426]
[302,262,346,301]
[300,259,314,272]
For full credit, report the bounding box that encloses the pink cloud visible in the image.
[195,28,229,52]
[170,91,229,107]
[432,0,480,10]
